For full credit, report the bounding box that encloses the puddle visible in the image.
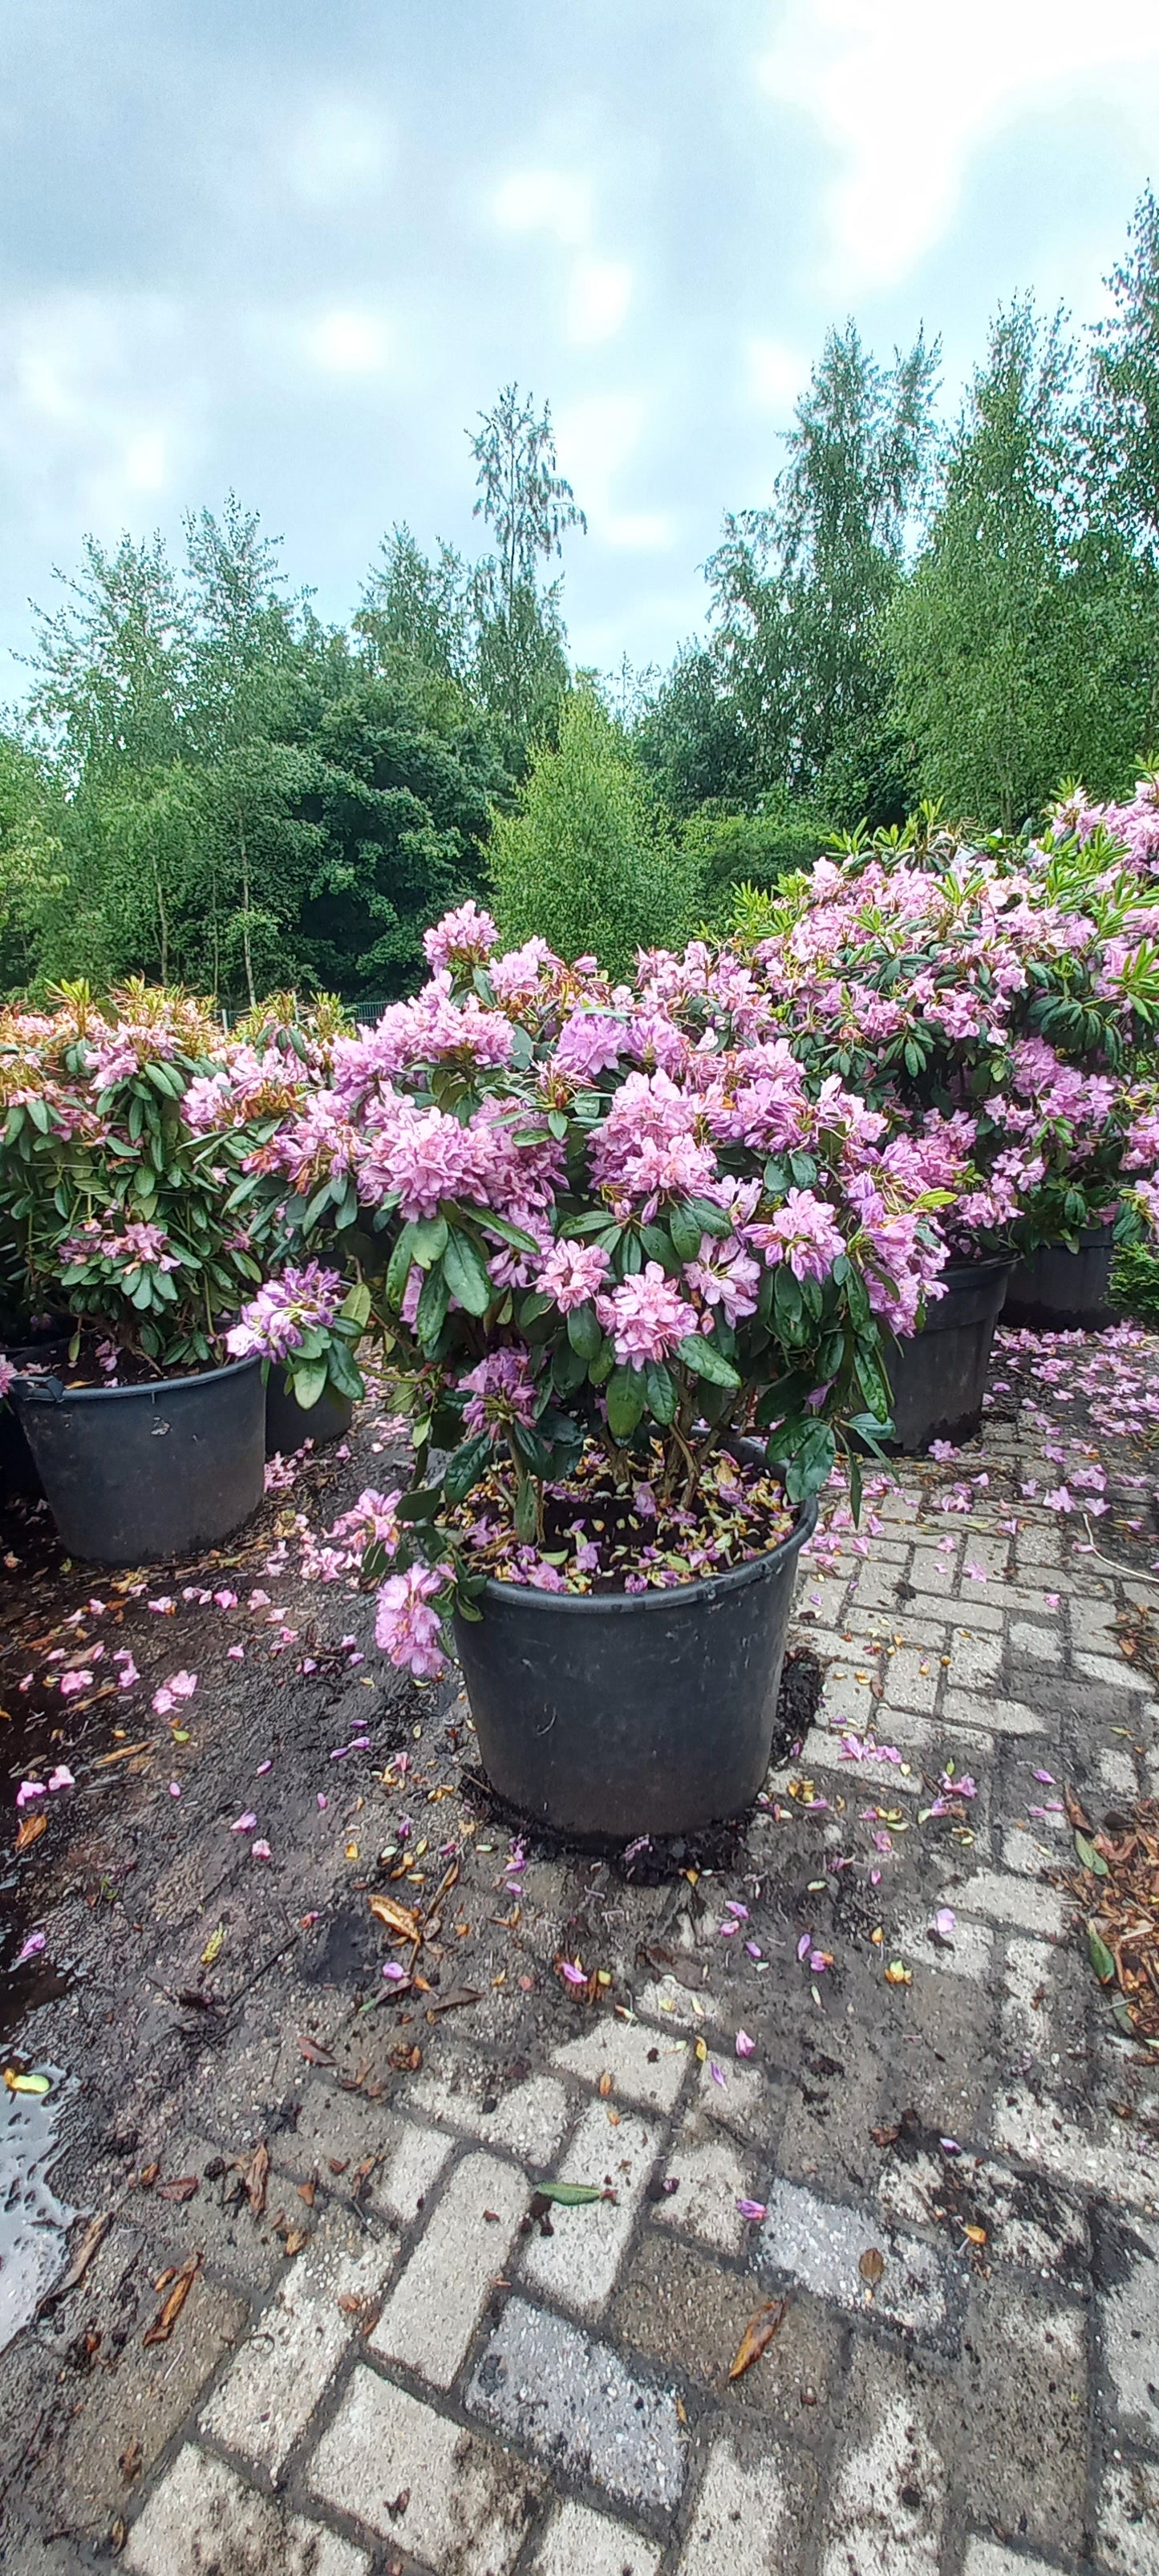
[0,2061,75,2353]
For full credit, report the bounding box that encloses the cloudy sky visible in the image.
[3,0,1159,697]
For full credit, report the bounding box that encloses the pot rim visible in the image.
[460,1490,818,1616]
[10,1350,261,1405]
[938,1254,1018,1284]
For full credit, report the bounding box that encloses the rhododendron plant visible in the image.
[733,819,1159,1257]
[226,1260,370,1410]
[272,904,952,1675]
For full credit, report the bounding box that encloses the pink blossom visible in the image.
[230,1811,257,1834]
[736,2196,767,2221]
[422,899,497,973]
[47,1765,74,1792]
[375,1562,450,1680]
[560,1959,587,1984]
[459,1349,537,1438]
[251,1839,272,1860]
[537,1237,610,1312]
[596,1264,697,1367]
[751,1187,845,1284]
[15,1931,46,1967]
[736,2029,756,2057]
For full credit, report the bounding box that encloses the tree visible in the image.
[489,685,701,975]
[26,532,189,786]
[468,384,585,766]
[703,323,938,817]
[890,301,1083,831]
[354,524,472,694]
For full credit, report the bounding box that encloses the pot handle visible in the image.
[12,1373,67,1404]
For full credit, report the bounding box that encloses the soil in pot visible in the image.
[448,1442,817,1842]
[265,1365,354,1458]
[12,1353,265,1565]
[1003,1223,1116,1331]
[882,1256,1014,1454]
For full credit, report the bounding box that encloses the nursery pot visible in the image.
[1002,1223,1116,1332]
[452,1482,817,1843]
[882,1256,1015,1454]
[12,1353,265,1565]
[0,1320,71,1502]
[265,1364,354,1458]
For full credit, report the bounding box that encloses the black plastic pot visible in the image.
[265,1365,354,1458]
[0,1323,71,1502]
[882,1256,1015,1454]
[11,1354,265,1564]
[1002,1223,1116,1331]
[452,1487,817,1842]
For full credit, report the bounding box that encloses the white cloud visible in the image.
[303,308,391,376]
[746,336,808,412]
[759,0,1159,289]
[0,292,199,529]
[492,168,593,248]
[283,97,393,208]
[553,394,673,554]
[600,509,672,551]
[566,257,633,345]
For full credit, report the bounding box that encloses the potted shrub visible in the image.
[226,1260,371,1455]
[282,902,947,1838]
[0,983,290,1563]
[737,823,1159,1430]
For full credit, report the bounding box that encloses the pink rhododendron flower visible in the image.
[374,1563,450,1680]
[596,1264,697,1366]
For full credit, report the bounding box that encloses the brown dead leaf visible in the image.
[283,2227,310,2256]
[425,1984,481,2016]
[1064,1784,1093,1833]
[859,2247,886,2287]
[143,2250,201,2345]
[598,2072,614,2098]
[297,2034,334,2066]
[92,1739,153,1767]
[235,2140,269,2216]
[368,1891,422,1943]
[962,2223,987,2246]
[118,2441,143,2485]
[298,2176,318,2207]
[386,2487,411,2521]
[728,2295,789,2380]
[328,2158,349,2175]
[869,2124,901,2149]
[137,2161,160,2189]
[156,2176,199,2203]
[36,2210,111,2315]
[15,1812,47,1853]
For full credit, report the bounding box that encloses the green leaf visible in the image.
[644,1358,677,1423]
[341,1281,373,1328]
[606,1365,646,1440]
[443,1228,492,1316]
[290,1359,329,1411]
[443,1432,493,1506]
[669,1201,703,1263]
[481,1211,542,1256]
[855,1347,892,1421]
[386,1224,418,1308]
[566,1301,603,1360]
[514,1476,539,1542]
[552,1339,588,1397]
[415,1265,450,1346]
[788,1150,817,1188]
[1087,1923,1116,1985]
[675,1332,741,1389]
[784,1421,836,1502]
[411,1215,449,1268]
[397,1486,441,1521]
[534,2181,603,2206]
[1074,1830,1108,1876]
[687,1195,731,1238]
[548,1108,569,1140]
[587,1337,614,1386]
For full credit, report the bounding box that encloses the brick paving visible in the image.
[2,1357,1159,2573]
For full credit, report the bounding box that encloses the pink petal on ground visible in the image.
[230,1811,257,1834]
[796,1932,811,1961]
[934,1908,956,1938]
[47,1765,74,1792]
[15,1931,46,1966]
[168,1782,181,1798]
[1033,1768,1054,1785]
[16,1781,46,1806]
[736,2030,756,2057]
[709,2061,727,2086]
[736,2197,767,2221]
[250,1839,272,1860]
[317,1793,328,1810]
[560,1959,587,1985]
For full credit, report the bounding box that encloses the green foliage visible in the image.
[1111,1241,1159,1329]
[488,685,703,974]
[683,795,833,920]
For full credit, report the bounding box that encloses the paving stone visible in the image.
[1000,1935,1056,2056]
[954,1870,1066,1936]
[1100,1745,1141,1798]
[1076,1649,1150,1692]
[818,2349,946,2576]
[880,2148,1089,2289]
[1001,1824,1063,1876]
[756,2179,948,2337]
[636,1973,716,2033]
[376,2110,456,2224]
[310,2361,541,2570]
[613,2233,842,2428]
[943,1691,1044,1736]
[678,2428,814,2574]
[1098,2457,1159,2575]
[694,2054,773,2145]
[522,2102,665,2316]
[529,2497,663,2576]
[408,2048,572,2164]
[896,1909,994,1981]
[125,2443,368,2576]
[652,2117,751,2254]
[369,2147,528,2387]
[1100,2213,1159,2445]
[49,2247,248,2539]
[961,2542,1060,2576]
[553,2018,690,2112]
[466,2295,687,2514]
[1009,1618,1064,1664]
[994,2086,1159,2214]
[200,2214,397,2479]
[945,1631,1004,1688]
[880,1647,940,1713]
[960,2284,1087,2550]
